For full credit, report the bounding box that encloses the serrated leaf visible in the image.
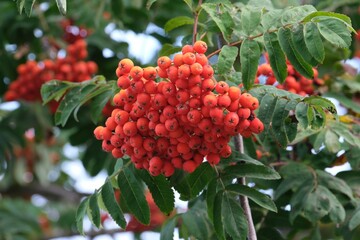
[291,25,319,66]
[178,162,216,200]
[304,96,337,114]
[201,3,234,43]
[16,0,25,14]
[349,208,360,231]
[241,6,262,36]
[261,9,283,30]
[158,44,182,57]
[146,0,157,9]
[101,181,126,228]
[160,215,178,240]
[217,45,238,75]
[324,92,360,114]
[55,0,66,15]
[222,192,248,240]
[278,27,314,79]
[226,184,277,212]
[138,170,175,214]
[324,130,341,153]
[257,94,278,140]
[316,170,353,199]
[240,39,261,89]
[88,192,101,228]
[55,84,98,126]
[183,0,193,11]
[40,80,73,105]
[275,173,312,200]
[24,0,35,16]
[90,89,114,124]
[76,198,89,235]
[304,22,325,63]
[281,5,317,25]
[164,16,194,33]
[117,167,150,225]
[295,102,309,128]
[213,191,225,240]
[317,18,352,49]
[181,207,213,239]
[222,163,280,180]
[263,32,287,83]
[303,11,356,33]
[331,122,360,148]
[206,179,218,222]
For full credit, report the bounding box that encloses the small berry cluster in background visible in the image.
[94,41,264,177]
[256,58,324,96]
[4,39,98,112]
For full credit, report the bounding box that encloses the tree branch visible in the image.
[234,134,257,240]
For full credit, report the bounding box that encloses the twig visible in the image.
[234,134,257,240]
[192,0,203,44]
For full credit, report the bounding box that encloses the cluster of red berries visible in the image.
[60,19,89,44]
[4,39,98,112]
[256,60,324,96]
[94,41,264,177]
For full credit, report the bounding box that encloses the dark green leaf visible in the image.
[88,192,101,228]
[90,89,114,124]
[201,3,234,43]
[317,18,352,49]
[316,170,353,199]
[117,167,150,224]
[331,122,360,148]
[217,46,238,75]
[226,184,277,212]
[101,181,126,228]
[164,16,194,33]
[291,25,319,66]
[76,197,89,235]
[261,9,283,30]
[160,215,178,240]
[304,22,325,63]
[295,102,309,128]
[40,80,73,105]
[323,92,360,114]
[213,191,225,240]
[222,192,247,240]
[138,170,175,214]
[304,96,337,114]
[263,32,287,83]
[111,0,124,20]
[222,163,280,180]
[55,0,66,15]
[303,11,355,33]
[183,0,193,11]
[281,5,317,25]
[158,44,182,57]
[24,0,35,16]
[240,39,261,89]
[241,7,262,36]
[278,27,314,79]
[146,0,157,9]
[206,179,218,222]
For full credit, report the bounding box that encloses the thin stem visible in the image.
[192,0,203,44]
[234,134,257,240]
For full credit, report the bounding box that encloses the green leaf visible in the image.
[291,25,319,66]
[316,170,354,199]
[16,0,25,14]
[317,18,352,49]
[263,32,287,83]
[281,5,317,25]
[158,44,182,57]
[217,46,238,75]
[138,170,175,214]
[183,0,193,11]
[55,0,67,15]
[295,102,309,128]
[240,39,261,89]
[117,167,150,225]
[164,16,194,33]
[323,92,360,114]
[213,191,225,240]
[146,0,157,9]
[55,84,97,126]
[76,197,89,235]
[349,208,360,231]
[90,89,114,124]
[206,179,218,222]
[160,215,178,240]
[111,0,124,20]
[88,192,101,228]
[222,163,280,180]
[304,22,325,63]
[40,80,73,105]
[181,207,214,240]
[24,0,35,16]
[324,130,341,153]
[101,181,126,228]
[303,11,356,33]
[241,7,262,36]
[330,122,360,148]
[278,27,314,79]
[201,3,234,43]
[222,192,248,240]
[275,173,312,200]
[226,184,277,212]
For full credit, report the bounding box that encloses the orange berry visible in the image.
[193,40,208,54]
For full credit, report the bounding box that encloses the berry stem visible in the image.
[192,0,203,44]
[234,134,257,240]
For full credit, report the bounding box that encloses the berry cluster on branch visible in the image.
[94,41,264,177]
[4,39,98,112]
